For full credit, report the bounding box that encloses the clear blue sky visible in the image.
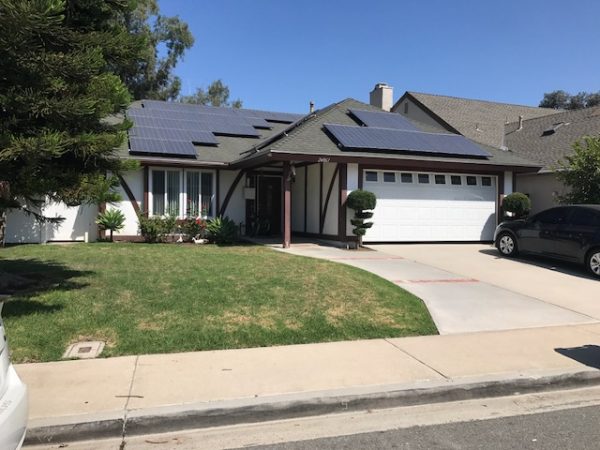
[159,0,600,114]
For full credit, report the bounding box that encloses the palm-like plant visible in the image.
[96,209,125,242]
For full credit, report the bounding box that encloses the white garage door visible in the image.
[362,170,497,242]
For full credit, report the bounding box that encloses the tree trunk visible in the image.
[109,229,113,242]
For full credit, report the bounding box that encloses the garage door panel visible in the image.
[363,171,497,242]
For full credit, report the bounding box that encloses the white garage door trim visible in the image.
[362,170,497,242]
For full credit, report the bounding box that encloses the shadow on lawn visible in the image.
[0,258,91,318]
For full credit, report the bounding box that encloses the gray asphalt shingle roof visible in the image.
[399,92,562,149]
[239,98,540,170]
[505,106,600,171]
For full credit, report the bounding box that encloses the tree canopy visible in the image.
[179,80,243,108]
[539,90,600,110]
[556,136,600,204]
[0,0,142,225]
[119,0,194,101]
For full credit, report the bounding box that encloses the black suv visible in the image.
[494,205,600,278]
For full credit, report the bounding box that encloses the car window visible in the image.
[532,207,568,225]
[569,208,600,227]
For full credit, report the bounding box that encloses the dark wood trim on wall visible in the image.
[98,202,106,239]
[143,166,149,217]
[303,165,308,233]
[219,170,245,217]
[318,163,323,233]
[293,231,358,243]
[338,164,348,240]
[216,169,221,212]
[117,174,141,218]
[358,165,364,189]
[320,164,340,234]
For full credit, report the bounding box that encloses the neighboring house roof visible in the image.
[505,106,600,172]
[236,98,541,171]
[395,91,562,149]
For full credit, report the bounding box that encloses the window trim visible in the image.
[149,167,216,218]
[365,171,378,182]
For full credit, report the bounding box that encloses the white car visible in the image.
[0,301,28,449]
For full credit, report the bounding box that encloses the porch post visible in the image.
[283,161,292,248]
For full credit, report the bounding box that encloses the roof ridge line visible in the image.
[408,91,562,111]
[505,105,600,126]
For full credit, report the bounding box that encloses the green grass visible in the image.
[0,243,437,362]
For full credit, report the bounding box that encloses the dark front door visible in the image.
[257,176,281,235]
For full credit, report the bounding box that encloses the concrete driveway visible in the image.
[281,243,598,334]
[370,244,600,330]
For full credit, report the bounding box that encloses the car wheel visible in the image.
[496,232,518,257]
[587,249,600,278]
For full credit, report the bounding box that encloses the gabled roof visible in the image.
[505,106,600,171]
[396,91,562,149]
[235,98,541,171]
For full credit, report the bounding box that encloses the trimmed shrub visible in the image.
[139,215,177,243]
[206,216,238,245]
[503,192,531,219]
[180,217,207,241]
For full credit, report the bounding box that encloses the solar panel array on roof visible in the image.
[127,100,303,157]
[324,124,490,158]
[129,137,197,157]
[348,109,419,131]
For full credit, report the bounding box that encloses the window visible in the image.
[383,172,396,182]
[569,208,600,227]
[418,174,430,184]
[533,207,568,225]
[151,170,180,216]
[481,176,492,187]
[434,174,446,185]
[404,102,409,114]
[401,173,413,183]
[466,176,477,186]
[365,171,378,182]
[451,175,462,185]
[151,168,214,217]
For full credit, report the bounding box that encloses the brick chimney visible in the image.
[369,83,393,111]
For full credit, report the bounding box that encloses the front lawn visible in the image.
[0,243,436,362]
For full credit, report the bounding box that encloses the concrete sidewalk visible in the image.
[279,245,597,334]
[18,323,600,444]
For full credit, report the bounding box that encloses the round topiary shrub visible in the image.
[503,192,531,219]
[347,190,376,212]
[346,190,377,247]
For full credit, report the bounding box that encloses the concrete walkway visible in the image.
[18,323,600,444]
[279,245,597,334]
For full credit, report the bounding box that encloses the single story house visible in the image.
[6,86,542,246]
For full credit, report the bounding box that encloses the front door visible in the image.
[257,176,281,236]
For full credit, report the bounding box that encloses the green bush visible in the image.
[139,215,177,243]
[206,216,238,245]
[503,192,531,219]
[96,209,125,242]
[347,190,377,211]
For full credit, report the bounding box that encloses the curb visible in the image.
[25,370,600,445]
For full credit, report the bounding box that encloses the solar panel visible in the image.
[324,124,490,158]
[348,109,419,131]
[129,137,197,157]
[129,126,218,145]
[128,108,260,137]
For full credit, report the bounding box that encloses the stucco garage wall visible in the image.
[5,209,43,243]
[516,172,565,214]
[305,164,320,234]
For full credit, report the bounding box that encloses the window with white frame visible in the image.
[150,168,215,218]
